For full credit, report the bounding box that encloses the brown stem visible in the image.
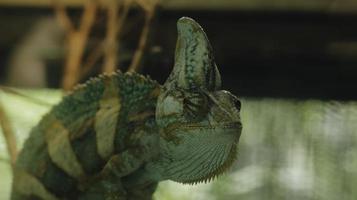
[81,41,104,79]
[57,1,97,91]
[54,2,74,33]
[0,86,52,107]
[0,101,17,169]
[127,11,154,72]
[103,1,119,73]
[79,1,97,33]
[81,1,132,79]
[103,0,132,73]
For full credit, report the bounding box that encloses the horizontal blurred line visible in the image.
[1,0,357,14]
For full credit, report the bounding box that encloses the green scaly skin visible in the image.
[11,17,242,200]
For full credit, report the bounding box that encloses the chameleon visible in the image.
[10,17,242,200]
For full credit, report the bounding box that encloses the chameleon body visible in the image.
[11,17,242,200]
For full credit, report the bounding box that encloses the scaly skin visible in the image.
[11,17,242,200]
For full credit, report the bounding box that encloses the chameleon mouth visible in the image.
[184,121,241,129]
[164,121,242,134]
[161,121,241,184]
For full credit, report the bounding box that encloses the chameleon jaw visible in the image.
[179,137,239,185]
[160,122,241,184]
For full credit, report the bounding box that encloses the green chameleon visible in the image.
[11,17,242,200]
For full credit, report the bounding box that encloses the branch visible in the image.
[0,100,17,169]
[79,1,97,33]
[103,0,132,73]
[0,86,53,107]
[103,1,119,73]
[81,41,104,79]
[127,11,154,72]
[135,0,158,13]
[54,2,74,32]
[60,1,98,90]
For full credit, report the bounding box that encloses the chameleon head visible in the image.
[155,17,242,184]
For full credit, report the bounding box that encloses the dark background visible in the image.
[1,6,357,100]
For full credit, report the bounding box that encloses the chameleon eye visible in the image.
[220,90,240,112]
[234,99,241,112]
[183,91,209,121]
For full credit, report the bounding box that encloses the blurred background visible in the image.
[1,0,357,199]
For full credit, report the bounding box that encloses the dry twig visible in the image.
[55,0,158,85]
[103,1,119,73]
[128,0,158,72]
[80,41,105,79]
[0,101,17,169]
[55,1,98,90]
[0,86,53,107]
[103,0,132,73]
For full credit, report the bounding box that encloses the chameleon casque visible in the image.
[11,17,242,200]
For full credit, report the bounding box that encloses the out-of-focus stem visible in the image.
[0,100,17,169]
[55,1,97,90]
[127,11,154,72]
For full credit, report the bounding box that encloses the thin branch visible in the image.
[0,86,53,107]
[54,2,74,33]
[103,0,132,73]
[81,41,105,79]
[127,11,154,72]
[135,0,159,13]
[119,0,133,24]
[59,1,98,90]
[103,1,119,73]
[81,0,132,78]
[0,100,17,169]
[79,1,97,33]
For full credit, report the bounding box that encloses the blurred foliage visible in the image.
[1,90,357,199]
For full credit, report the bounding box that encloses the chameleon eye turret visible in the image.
[11,17,242,199]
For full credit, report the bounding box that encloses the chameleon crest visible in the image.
[11,17,242,200]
